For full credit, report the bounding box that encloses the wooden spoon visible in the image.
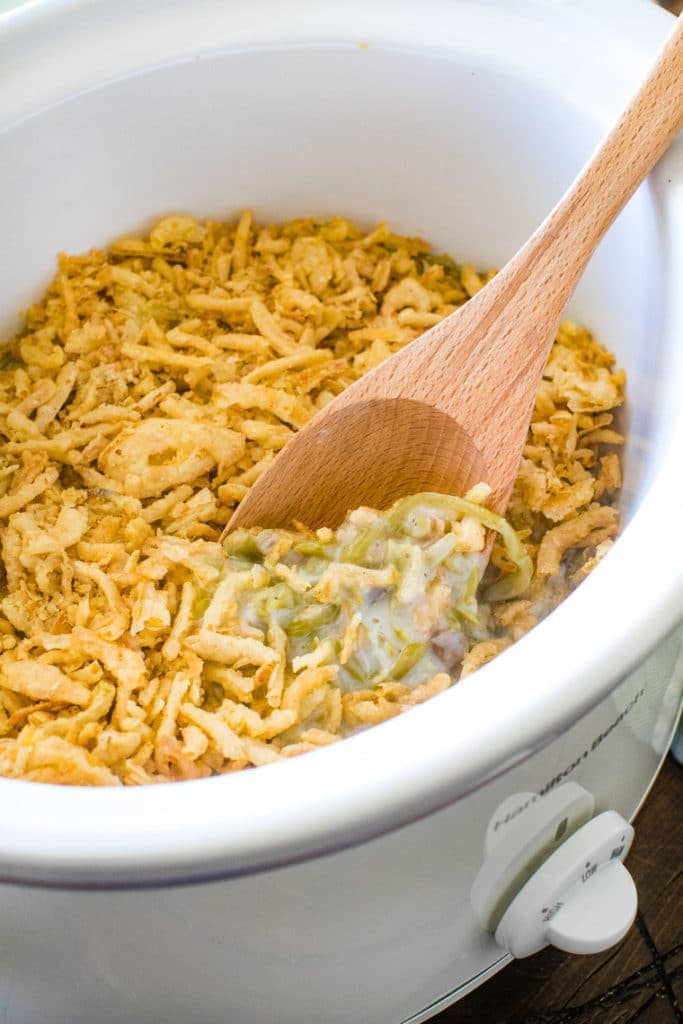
[228,18,683,532]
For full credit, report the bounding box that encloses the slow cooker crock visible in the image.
[0,1,681,1021]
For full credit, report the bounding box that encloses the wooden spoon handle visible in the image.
[512,13,683,308]
[395,15,683,512]
[416,15,683,395]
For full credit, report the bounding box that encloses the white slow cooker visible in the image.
[1,1,682,1021]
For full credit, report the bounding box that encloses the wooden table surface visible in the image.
[435,756,683,1024]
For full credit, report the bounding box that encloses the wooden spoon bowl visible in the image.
[233,397,486,530]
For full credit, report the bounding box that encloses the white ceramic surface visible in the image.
[0,1,682,1020]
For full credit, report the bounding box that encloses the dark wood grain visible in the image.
[435,757,683,1024]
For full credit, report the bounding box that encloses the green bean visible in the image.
[389,642,427,680]
[285,603,340,637]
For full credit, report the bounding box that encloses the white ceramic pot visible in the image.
[0,1,682,1021]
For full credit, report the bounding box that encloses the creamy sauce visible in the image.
[209,492,531,692]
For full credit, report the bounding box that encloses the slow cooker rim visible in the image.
[0,0,681,887]
[0,612,681,892]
